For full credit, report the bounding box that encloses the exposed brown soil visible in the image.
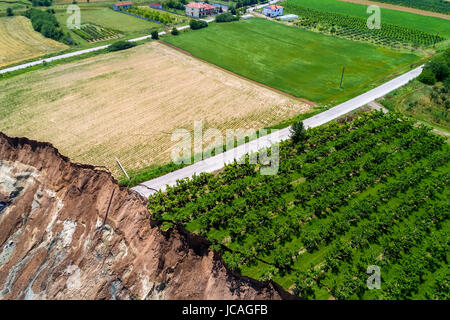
[0,132,296,300]
[338,0,450,20]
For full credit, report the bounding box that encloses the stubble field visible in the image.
[0,42,310,177]
[0,16,68,68]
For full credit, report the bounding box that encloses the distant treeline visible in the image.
[235,0,259,9]
[164,0,187,11]
[29,0,53,7]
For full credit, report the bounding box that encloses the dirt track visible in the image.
[338,0,450,20]
[0,42,310,177]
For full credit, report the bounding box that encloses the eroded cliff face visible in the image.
[0,132,293,300]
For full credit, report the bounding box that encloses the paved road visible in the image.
[0,18,215,75]
[132,65,423,198]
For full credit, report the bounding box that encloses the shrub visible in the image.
[62,32,76,45]
[427,56,449,82]
[215,12,238,23]
[25,8,63,41]
[151,30,159,40]
[32,0,52,6]
[189,19,208,30]
[418,69,437,85]
[164,0,185,10]
[107,40,136,52]
[41,21,62,39]
[171,27,179,35]
[290,120,306,144]
[6,8,13,16]
[444,76,450,90]
[420,48,450,85]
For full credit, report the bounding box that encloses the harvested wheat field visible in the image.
[0,41,310,177]
[0,16,68,68]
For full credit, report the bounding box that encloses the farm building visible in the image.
[241,14,254,20]
[113,2,132,11]
[277,14,298,21]
[262,5,283,18]
[150,3,163,9]
[185,2,218,18]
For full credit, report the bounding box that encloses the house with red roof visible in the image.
[262,4,283,18]
[113,2,133,11]
[150,3,163,10]
[185,2,218,18]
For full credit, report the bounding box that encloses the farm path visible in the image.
[132,65,424,198]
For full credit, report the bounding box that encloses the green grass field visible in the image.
[164,18,419,104]
[381,79,450,132]
[284,0,450,38]
[54,6,161,46]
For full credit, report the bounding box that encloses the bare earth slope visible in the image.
[0,132,294,300]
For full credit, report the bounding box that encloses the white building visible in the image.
[241,14,254,20]
[185,2,218,18]
[262,5,283,18]
[277,14,298,21]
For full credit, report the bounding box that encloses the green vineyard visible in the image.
[149,111,449,300]
[375,0,450,15]
[72,23,120,42]
[284,3,445,48]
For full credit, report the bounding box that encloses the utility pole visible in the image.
[340,66,345,89]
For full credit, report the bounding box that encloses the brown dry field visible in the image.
[0,42,310,177]
[338,0,450,20]
[0,16,68,68]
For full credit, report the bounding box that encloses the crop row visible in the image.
[375,0,450,15]
[284,3,445,47]
[72,23,119,41]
